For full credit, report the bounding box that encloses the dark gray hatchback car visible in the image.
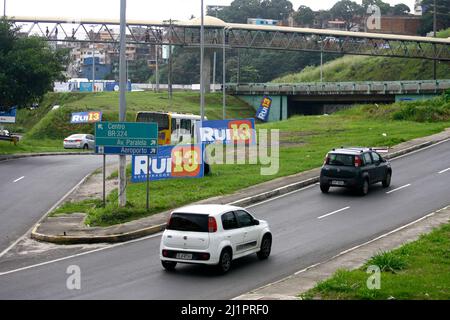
[320,147,392,195]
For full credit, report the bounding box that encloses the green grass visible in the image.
[0,91,255,154]
[54,97,450,226]
[272,55,450,83]
[300,222,450,300]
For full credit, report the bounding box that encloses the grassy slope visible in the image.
[272,55,450,83]
[0,91,255,154]
[301,222,450,300]
[54,95,450,226]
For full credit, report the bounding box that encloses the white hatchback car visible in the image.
[160,204,272,273]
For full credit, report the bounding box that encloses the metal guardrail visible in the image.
[226,80,450,95]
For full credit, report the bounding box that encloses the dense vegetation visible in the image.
[0,19,68,110]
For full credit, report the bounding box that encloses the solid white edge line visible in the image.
[438,168,450,174]
[317,206,350,220]
[0,232,163,277]
[1,137,449,277]
[233,205,450,300]
[13,176,25,183]
[389,138,450,162]
[386,183,411,194]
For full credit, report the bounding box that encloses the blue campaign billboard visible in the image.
[255,96,272,122]
[197,118,256,145]
[104,81,132,92]
[0,106,17,123]
[70,111,102,124]
[131,144,204,182]
[79,82,93,92]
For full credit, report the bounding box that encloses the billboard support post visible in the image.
[103,154,106,207]
[146,155,150,211]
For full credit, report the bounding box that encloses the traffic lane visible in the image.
[1,171,448,300]
[0,155,117,252]
[0,141,449,298]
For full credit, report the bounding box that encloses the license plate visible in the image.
[176,253,193,260]
[332,180,345,186]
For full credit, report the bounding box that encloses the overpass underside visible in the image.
[232,80,449,121]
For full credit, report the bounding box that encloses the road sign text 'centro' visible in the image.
[95,122,158,153]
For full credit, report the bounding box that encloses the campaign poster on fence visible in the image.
[197,118,256,145]
[131,144,204,182]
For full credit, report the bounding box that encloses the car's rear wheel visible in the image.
[257,235,272,260]
[161,260,177,271]
[217,249,232,274]
[320,183,330,193]
[360,178,369,196]
[382,172,391,188]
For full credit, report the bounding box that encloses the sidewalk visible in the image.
[31,128,450,245]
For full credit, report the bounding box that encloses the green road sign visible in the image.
[95,122,158,148]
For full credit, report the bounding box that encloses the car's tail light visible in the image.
[162,249,169,257]
[323,154,330,165]
[75,139,82,142]
[354,155,362,167]
[64,139,68,142]
[208,217,217,233]
[166,215,172,227]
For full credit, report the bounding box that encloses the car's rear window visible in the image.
[167,213,209,232]
[69,134,84,139]
[328,153,354,166]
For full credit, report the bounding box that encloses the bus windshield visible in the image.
[136,112,169,130]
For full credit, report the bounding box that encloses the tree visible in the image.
[391,3,411,15]
[0,19,67,110]
[294,5,315,26]
[329,0,365,30]
[419,0,450,35]
[215,0,293,23]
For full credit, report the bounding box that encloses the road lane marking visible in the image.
[244,183,319,209]
[438,168,450,174]
[13,176,25,183]
[234,205,450,300]
[0,232,163,277]
[386,184,411,194]
[317,206,350,220]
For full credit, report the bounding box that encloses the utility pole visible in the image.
[3,0,6,17]
[433,0,437,80]
[200,0,205,121]
[237,49,240,84]
[223,27,227,120]
[92,44,96,92]
[168,19,173,104]
[155,44,159,91]
[212,51,216,93]
[118,0,127,207]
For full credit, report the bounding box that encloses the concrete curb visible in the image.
[30,136,449,245]
[31,223,166,245]
[0,152,95,162]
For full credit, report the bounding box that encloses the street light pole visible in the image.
[200,0,205,121]
[118,0,127,207]
[92,44,96,92]
[222,27,227,120]
[433,0,437,80]
[3,0,6,17]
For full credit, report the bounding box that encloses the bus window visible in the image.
[181,119,191,131]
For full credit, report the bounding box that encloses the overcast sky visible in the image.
[5,0,417,21]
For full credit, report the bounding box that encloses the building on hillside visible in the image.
[367,15,422,35]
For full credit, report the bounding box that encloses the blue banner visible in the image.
[70,111,102,124]
[197,118,256,145]
[255,96,272,122]
[0,106,17,123]
[131,144,204,182]
[104,81,132,92]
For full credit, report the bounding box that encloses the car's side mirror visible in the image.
[253,219,260,225]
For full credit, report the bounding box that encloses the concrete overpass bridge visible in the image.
[227,80,450,121]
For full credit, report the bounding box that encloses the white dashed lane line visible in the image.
[438,168,450,174]
[317,206,350,220]
[386,184,411,194]
[13,176,25,183]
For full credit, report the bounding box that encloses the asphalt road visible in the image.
[0,155,116,254]
[0,140,449,299]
